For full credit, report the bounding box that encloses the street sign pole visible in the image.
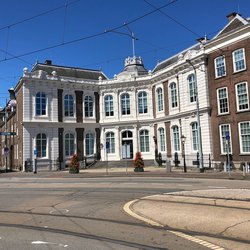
[225,132,231,177]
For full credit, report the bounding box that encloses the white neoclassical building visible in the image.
[12,41,212,171]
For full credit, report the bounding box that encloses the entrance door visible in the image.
[122,131,133,159]
[122,140,133,159]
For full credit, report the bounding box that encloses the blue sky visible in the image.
[0,0,250,107]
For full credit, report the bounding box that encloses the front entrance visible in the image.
[122,131,133,159]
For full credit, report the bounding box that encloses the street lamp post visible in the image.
[181,135,187,173]
[186,59,204,172]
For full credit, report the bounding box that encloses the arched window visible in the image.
[36,133,47,158]
[158,127,165,151]
[140,130,149,152]
[121,93,130,115]
[172,126,180,151]
[65,133,75,157]
[64,94,74,117]
[157,87,163,111]
[105,95,114,117]
[86,133,94,156]
[188,74,197,103]
[170,83,178,108]
[106,132,115,153]
[138,91,148,114]
[36,92,46,116]
[191,122,198,151]
[85,96,93,117]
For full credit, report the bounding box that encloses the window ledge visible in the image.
[215,74,226,79]
[217,112,230,117]
[236,109,250,114]
[232,68,247,74]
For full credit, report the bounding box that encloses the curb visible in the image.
[123,197,225,250]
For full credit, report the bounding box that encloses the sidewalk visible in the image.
[125,189,250,250]
[1,166,250,180]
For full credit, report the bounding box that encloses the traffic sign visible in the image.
[4,147,9,157]
[0,132,16,136]
[225,132,230,141]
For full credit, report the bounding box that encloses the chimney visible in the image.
[45,60,52,65]
[8,87,15,100]
[226,12,238,22]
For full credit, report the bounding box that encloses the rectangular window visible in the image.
[239,122,250,153]
[215,56,226,77]
[217,87,229,114]
[219,124,232,154]
[236,82,249,111]
[233,48,246,72]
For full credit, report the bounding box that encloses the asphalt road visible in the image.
[0,176,249,250]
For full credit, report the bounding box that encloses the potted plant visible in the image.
[133,152,144,172]
[69,154,79,174]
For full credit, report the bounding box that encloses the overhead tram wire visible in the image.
[0,0,81,32]
[143,0,202,38]
[0,0,178,64]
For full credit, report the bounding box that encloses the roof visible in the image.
[214,13,249,38]
[31,62,108,80]
[153,44,200,73]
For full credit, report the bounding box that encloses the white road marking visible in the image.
[49,209,69,214]
[123,183,137,185]
[31,241,68,247]
[208,186,226,189]
[178,184,193,187]
[124,199,225,250]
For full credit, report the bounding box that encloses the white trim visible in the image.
[232,48,246,73]
[214,56,226,78]
[219,124,232,155]
[238,121,250,154]
[217,87,229,115]
[235,81,249,112]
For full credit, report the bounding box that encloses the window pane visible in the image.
[140,130,149,152]
[192,122,198,151]
[170,83,178,108]
[234,49,245,72]
[218,88,229,114]
[240,122,250,153]
[106,132,115,153]
[159,128,165,151]
[237,83,249,111]
[138,92,148,114]
[215,56,226,77]
[188,74,197,103]
[220,124,232,154]
[157,88,163,111]
[172,126,180,151]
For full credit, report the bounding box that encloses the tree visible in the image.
[69,154,79,174]
[133,152,144,172]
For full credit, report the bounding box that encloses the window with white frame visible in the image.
[170,82,178,108]
[158,127,165,151]
[187,74,197,103]
[191,122,198,151]
[219,124,232,154]
[85,133,94,156]
[214,56,226,77]
[233,48,246,72]
[172,125,180,151]
[236,82,249,111]
[104,95,114,117]
[64,94,74,117]
[36,133,47,158]
[140,130,149,152]
[239,122,250,153]
[217,87,229,114]
[157,87,163,111]
[121,93,130,115]
[85,96,93,117]
[65,133,74,157]
[106,132,115,153]
[138,91,148,114]
[36,92,46,116]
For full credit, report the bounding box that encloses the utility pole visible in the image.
[186,59,204,172]
[4,99,8,172]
